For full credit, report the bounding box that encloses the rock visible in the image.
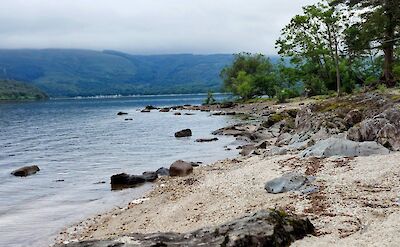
[174,129,192,138]
[184,113,194,115]
[255,140,270,149]
[169,160,193,176]
[239,144,255,156]
[145,105,158,110]
[156,167,170,176]
[275,132,292,146]
[265,146,288,156]
[110,173,146,189]
[195,137,218,142]
[301,137,390,158]
[159,108,170,112]
[347,108,400,150]
[220,101,236,108]
[124,118,133,121]
[11,165,40,177]
[225,111,236,115]
[117,112,128,115]
[141,109,151,113]
[142,172,158,182]
[265,172,314,194]
[57,209,314,247]
[344,109,363,127]
[174,112,182,115]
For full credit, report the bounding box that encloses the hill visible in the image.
[0,79,49,100]
[0,49,234,97]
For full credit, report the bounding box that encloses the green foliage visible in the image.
[0,49,235,97]
[0,80,48,100]
[377,84,388,93]
[220,53,279,100]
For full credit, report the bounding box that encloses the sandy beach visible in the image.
[55,95,400,246]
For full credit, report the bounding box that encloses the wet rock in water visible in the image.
[145,105,158,110]
[142,172,158,182]
[169,160,193,176]
[117,112,128,115]
[11,165,40,177]
[195,137,218,142]
[212,111,224,116]
[110,173,146,189]
[141,109,151,113]
[301,137,390,158]
[174,129,192,138]
[159,108,170,112]
[124,118,133,121]
[184,113,194,115]
[265,172,314,194]
[156,167,170,176]
[58,209,314,247]
[225,111,236,115]
[174,112,182,115]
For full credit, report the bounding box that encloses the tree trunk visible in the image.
[383,44,395,87]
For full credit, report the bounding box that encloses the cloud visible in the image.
[0,0,319,54]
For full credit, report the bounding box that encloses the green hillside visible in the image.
[0,79,48,100]
[0,49,234,97]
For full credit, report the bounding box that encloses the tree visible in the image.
[220,53,278,99]
[332,0,400,87]
[276,1,349,96]
[204,90,216,105]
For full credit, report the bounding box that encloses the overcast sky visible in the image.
[0,0,319,55]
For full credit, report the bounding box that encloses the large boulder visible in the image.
[265,172,316,194]
[169,160,193,176]
[174,129,192,138]
[301,137,390,158]
[11,165,40,177]
[347,108,400,150]
[110,173,146,188]
[57,210,314,247]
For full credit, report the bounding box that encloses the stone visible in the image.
[169,160,193,176]
[174,112,182,115]
[145,105,158,110]
[174,129,192,138]
[301,137,390,158]
[195,137,218,142]
[265,172,314,194]
[156,167,170,176]
[124,118,133,121]
[110,173,146,190]
[344,109,363,127]
[57,210,314,247]
[117,112,128,115]
[159,108,170,112]
[11,165,40,177]
[141,109,151,113]
[239,144,255,156]
[142,172,158,182]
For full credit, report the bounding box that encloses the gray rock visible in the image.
[110,173,146,190]
[301,137,390,158]
[265,173,312,194]
[57,210,314,247]
[169,160,193,176]
[142,172,158,182]
[159,108,170,112]
[195,137,218,142]
[156,167,170,176]
[117,112,128,115]
[174,129,192,138]
[11,165,40,177]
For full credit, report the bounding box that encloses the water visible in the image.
[0,94,238,247]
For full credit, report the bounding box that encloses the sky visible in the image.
[0,0,319,55]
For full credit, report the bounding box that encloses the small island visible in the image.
[0,79,48,101]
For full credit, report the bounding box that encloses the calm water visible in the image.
[0,94,238,247]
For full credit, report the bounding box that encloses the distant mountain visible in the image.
[0,49,235,97]
[0,79,48,100]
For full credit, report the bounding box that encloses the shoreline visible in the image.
[55,95,400,246]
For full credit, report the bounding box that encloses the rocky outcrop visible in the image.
[265,172,316,194]
[301,137,390,158]
[195,137,218,142]
[347,108,400,150]
[11,165,40,177]
[58,210,314,247]
[159,108,170,112]
[169,160,193,176]
[174,129,192,138]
